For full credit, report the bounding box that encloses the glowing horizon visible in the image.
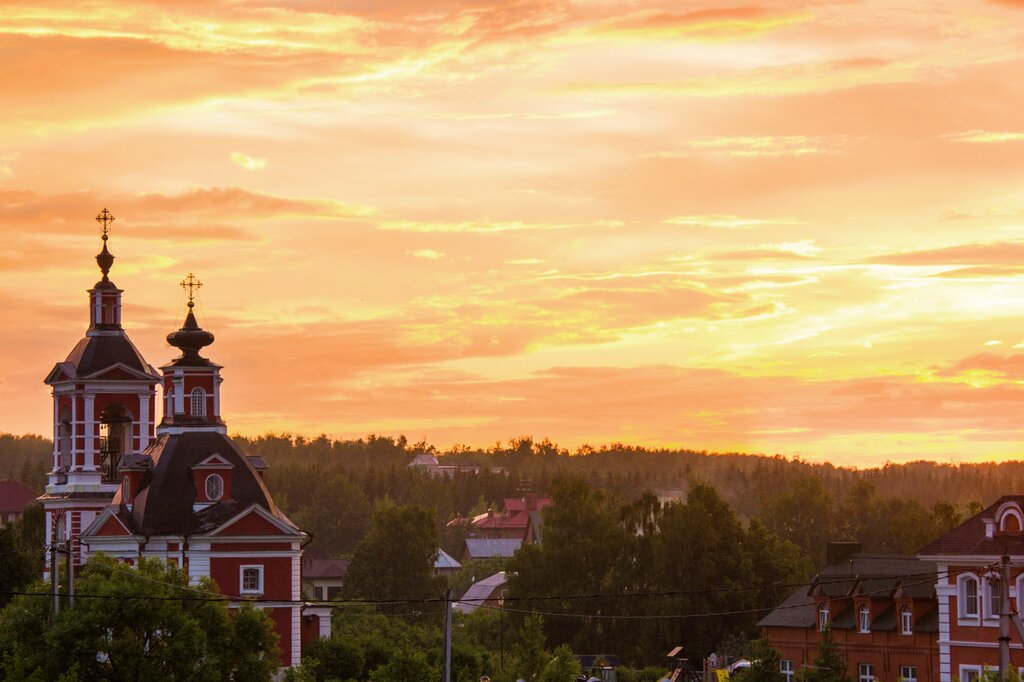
[2,0,1024,466]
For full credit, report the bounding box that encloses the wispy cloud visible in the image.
[942,130,1024,144]
[408,249,445,260]
[664,215,802,229]
[379,219,624,233]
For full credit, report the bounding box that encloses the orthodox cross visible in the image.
[95,208,115,240]
[180,273,202,308]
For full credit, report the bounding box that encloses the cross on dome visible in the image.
[180,273,202,309]
[95,208,115,239]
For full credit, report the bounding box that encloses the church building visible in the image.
[39,211,331,668]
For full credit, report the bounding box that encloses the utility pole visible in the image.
[1000,554,1012,680]
[49,541,60,623]
[442,587,453,682]
[65,539,74,610]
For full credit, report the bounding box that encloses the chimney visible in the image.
[826,541,862,566]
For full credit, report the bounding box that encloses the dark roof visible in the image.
[126,431,283,535]
[302,557,349,579]
[918,496,1024,556]
[50,333,158,381]
[528,511,544,543]
[758,553,937,630]
[0,479,35,513]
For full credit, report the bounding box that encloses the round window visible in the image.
[205,473,224,501]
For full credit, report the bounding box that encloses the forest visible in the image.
[0,431,1015,670]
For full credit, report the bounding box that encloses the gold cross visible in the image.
[180,273,202,308]
[95,208,115,239]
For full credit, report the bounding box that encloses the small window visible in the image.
[960,666,982,682]
[819,604,830,631]
[900,605,912,635]
[859,663,874,682]
[205,473,224,501]
[240,565,263,595]
[190,387,206,417]
[781,660,794,682]
[900,666,917,682]
[859,604,871,633]
[122,476,130,502]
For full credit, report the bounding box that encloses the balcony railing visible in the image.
[97,436,122,483]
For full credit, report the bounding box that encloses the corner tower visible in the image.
[40,210,160,568]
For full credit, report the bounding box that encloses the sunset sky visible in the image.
[2,0,1024,465]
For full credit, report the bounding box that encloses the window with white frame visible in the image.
[781,660,794,682]
[959,574,980,618]
[859,604,871,633]
[205,473,224,501]
[858,663,874,682]
[959,665,981,682]
[240,565,263,595]
[899,665,917,682]
[900,605,913,634]
[986,575,1002,619]
[819,604,830,631]
[190,387,206,417]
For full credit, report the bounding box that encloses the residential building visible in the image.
[434,548,462,576]
[917,495,1024,682]
[455,571,507,614]
[462,537,522,563]
[760,542,940,682]
[302,556,348,601]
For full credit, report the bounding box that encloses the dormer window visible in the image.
[190,388,206,417]
[859,605,870,633]
[819,604,830,631]
[205,473,224,501]
[901,605,912,635]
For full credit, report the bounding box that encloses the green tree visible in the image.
[0,555,280,681]
[738,639,783,682]
[0,523,35,609]
[341,502,445,601]
[802,629,849,682]
[540,643,582,682]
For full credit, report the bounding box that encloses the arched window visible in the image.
[901,605,912,634]
[859,604,870,633]
[205,473,224,501]
[165,385,174,417]
[819,604,830,631]
[122,475,130,502]
[986,575,1002,618]
[959,574,980,618]
[190,388,206,417]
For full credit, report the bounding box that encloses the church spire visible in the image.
[95,208,115,282]
[166,273,215,361]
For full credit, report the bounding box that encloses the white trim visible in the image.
[996,502,1024,531]
[858,604,871,633]
[205,473,224,501]
[193,454,234,469]
[208,503,303,537]
[900,604,913,635]
[957,572,981,621]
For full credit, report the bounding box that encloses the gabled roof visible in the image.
[435,548,462,571]
[455,571,507,614]
[209,503,302,537]
[302,557,349,580]
[82,506,137,538]
[0,479,35,513]
[464,538,522,559]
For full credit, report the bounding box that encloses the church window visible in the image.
[205,474,224,501]
[240,565,263,595]
[191,388,206,417]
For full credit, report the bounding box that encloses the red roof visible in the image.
[503,496,551,513]
[0,479,35,514]
[476,510,532,530]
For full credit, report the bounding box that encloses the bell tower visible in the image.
[40,209,161,568]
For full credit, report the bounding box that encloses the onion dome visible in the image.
[167,306,215,362]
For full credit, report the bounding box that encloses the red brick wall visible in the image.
[210,556,292,600]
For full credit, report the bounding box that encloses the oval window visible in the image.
[205,473,224,501]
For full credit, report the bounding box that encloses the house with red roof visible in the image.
[0,479,35,526]
[467,494,551,542]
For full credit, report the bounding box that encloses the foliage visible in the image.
[539,643,582,682]
[0,555,280,681]
[0,523,36,609]
[738,639,784,682]
[341,501,445,602]
[802,628,849,682]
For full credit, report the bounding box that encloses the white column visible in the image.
[52,392,59,470]
[174,376,185,415]
[70,395,78,471]
[83,394,96,471]
[213,375,223,417]
[93,293,102,325]
[138,394,150,451]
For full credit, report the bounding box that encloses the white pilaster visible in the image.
[83,393,96,470]
[213,375,222,417]
[174,376,185,415]
[70,394,78,471]
[138,394,150,451]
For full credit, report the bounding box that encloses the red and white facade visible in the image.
[918,496,1024,682]
[40,221,330,668]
